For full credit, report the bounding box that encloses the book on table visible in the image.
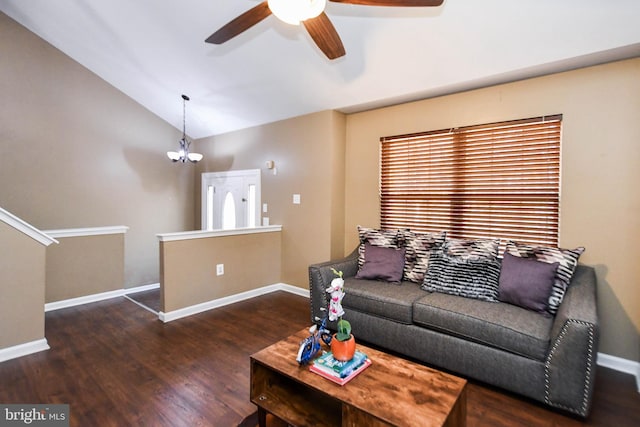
[309,350,371,385]
[313,350,368,377]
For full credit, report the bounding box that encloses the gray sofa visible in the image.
[308,249,599,417]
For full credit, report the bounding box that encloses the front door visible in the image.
[201,170,260,230]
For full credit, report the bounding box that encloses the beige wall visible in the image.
[160,231,282,313]
[0,222,46,348]
[0,12,195,288]
[45,234,125,302]
[195,110,347,287]
[344,58,640,362]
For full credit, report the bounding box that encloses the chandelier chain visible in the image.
[167,94,202,163]
[182,94,189,141]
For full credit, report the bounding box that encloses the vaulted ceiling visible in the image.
[2,0,639,138]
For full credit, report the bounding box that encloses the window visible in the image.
[380,115,561,247]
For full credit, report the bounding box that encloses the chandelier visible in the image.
[167,94,203,163]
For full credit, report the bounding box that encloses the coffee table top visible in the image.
[251,328,467,427]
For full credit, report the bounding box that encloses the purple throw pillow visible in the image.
[355,243,406,284]
[498,252,559,314]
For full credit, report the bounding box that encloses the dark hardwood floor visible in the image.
[125,288,161,314]
[0,291,638,426]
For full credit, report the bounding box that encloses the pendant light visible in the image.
[167,94,203,163]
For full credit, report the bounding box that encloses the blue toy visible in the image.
[296,314,332,365]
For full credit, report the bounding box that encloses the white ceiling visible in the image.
[2,0,640,139]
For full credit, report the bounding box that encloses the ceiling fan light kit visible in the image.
[268,0,326,25]
[167,94,203,163]
[205,0,444,60]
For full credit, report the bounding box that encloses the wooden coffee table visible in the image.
[250,328,467,427]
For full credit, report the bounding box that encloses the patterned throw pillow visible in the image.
[444,237,500,260]
[401,230,446,283]
[422,246,501,302]
[504,241,585,315]
[357,226,402,269]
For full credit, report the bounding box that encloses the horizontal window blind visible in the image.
[380,115,561,247]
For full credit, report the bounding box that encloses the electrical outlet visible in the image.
[216,264,224,276]
[293,194,301,204]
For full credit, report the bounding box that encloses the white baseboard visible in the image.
[277,283,310,298]
[45,283,160,312]
[0,339,49,363]
[159,283,309,323]
[597,352,640,393]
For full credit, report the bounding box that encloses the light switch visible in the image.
[293,194,301,204]
[263,203,268,213]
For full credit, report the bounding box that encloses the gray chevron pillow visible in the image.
[444,237,500,260]
[401,230,446,283]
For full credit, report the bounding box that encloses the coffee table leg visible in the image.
[257,407,267,427]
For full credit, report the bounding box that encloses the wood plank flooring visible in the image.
[0,291,638,426]
[125,288,161,313]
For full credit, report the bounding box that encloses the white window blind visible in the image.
[380,115,562,247]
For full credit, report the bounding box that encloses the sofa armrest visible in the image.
[545,265,599,417]
[308,248,359,324]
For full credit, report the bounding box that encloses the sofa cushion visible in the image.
[342,278,424,324]
[401,230,446,284]
[505,241,585,315]
[422,248,501,302]
[444,237,500,260]
[357,226,402,269]
[498,252,558,314]
[413,292,554,361]
[355,243,406,284]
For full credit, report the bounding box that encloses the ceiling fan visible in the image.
[205,0,444,60]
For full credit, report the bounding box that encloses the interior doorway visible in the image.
[201,170,261,230]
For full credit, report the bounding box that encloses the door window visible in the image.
[222,191,237,229]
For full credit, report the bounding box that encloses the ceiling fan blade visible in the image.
[303,12,346,60]
[329,0,444,6]
[205,1,272,44]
